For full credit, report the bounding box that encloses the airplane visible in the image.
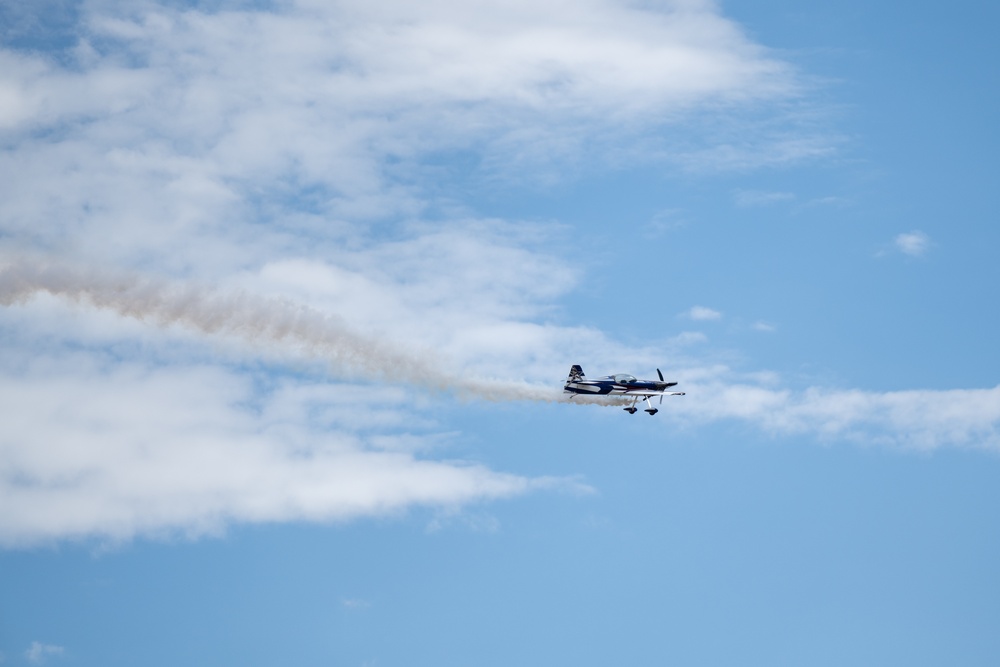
[563,364,685,415]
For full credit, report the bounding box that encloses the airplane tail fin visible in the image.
[567,365,585,382]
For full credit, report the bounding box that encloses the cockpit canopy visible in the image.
[613,374,638,384]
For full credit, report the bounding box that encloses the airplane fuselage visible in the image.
[563,374,676,396]
[563,369,679,396]
[562,365,684,414]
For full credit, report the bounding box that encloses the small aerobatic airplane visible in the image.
[563,365,685,415]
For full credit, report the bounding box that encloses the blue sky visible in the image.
[1,0,998,665]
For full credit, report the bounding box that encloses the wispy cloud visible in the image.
[0,348,587,547]
[733,189,795,207]
[1,0,805,267]
[677,134,838,173]
[672,368,1000,451]
[684,306,723,321]
[804,195,850,208]
[25,642,64,665]
[3,261,998,547]
[342,598,373,610]
[0,256,614,546]
[0,0,988,549]
[644,208,688,237]
[894,230,931,257]
[426,508,507,534]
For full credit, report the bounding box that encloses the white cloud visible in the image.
[0,255,623,400]
[0,251,629,546]
[670,369,1000,451]
[0,228,668,548]
[676,134,838,173]
[669,331,709,345]
[426,509,504,534]
[0,0,809,277]
[805,195,850,208]
[24,643,64,665]
[733,189,795,207]
[3,260,999,548]
[894,230,930,257]
[342,598,373,609]
[0,0,990,549]
[0,346,586,547]
[685,305,723,321]
[752,321,776,332]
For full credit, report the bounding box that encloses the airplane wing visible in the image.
[621,389,686,396]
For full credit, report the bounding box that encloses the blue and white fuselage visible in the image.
[563,364,685,415]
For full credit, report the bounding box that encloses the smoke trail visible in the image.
[0,261,623,405]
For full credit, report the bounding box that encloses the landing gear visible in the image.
[642,395,659,415]
[626,396,660,415]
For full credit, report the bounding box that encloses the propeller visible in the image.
[657,368,664,405]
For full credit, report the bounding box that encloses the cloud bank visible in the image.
[0,0,992,547]
[0,352,579,546]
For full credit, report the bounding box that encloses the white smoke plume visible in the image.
[0,260,623,405]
